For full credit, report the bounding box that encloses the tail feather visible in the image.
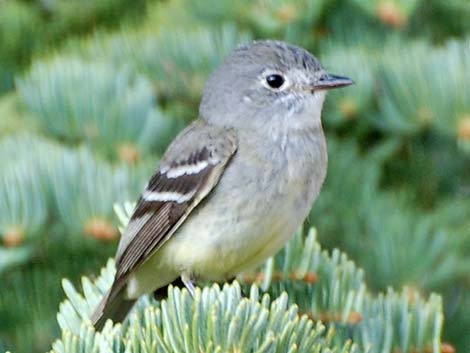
[92,277,187,330]
[91,285,136,330]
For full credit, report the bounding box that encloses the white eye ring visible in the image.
[261,71,289,91]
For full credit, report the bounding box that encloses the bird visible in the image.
[91,39,353,329]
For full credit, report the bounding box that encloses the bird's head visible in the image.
[200,40,353,132]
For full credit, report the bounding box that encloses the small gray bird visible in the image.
[91,40,353,329]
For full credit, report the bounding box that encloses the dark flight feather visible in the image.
[91,121,237,329]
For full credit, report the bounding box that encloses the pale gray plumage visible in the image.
[91,40,353,329]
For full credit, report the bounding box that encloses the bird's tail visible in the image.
[91,284,136,330]
[92,277,187,329]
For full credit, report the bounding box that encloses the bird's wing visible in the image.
[113,119,238,289]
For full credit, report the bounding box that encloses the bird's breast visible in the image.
[158,129,327,280]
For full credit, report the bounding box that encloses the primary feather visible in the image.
[91,120,237,329]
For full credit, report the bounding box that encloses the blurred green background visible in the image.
[0,0,469,352]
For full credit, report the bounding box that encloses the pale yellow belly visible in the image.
[161,203,298,279]
[125,131,323,299]
[126,193,307,299]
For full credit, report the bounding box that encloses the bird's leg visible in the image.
[153,277,185,300]
[181,272,197,297]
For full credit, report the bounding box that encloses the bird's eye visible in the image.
[265,74,286,89]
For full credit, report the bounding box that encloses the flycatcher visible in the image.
[92,40,353,329]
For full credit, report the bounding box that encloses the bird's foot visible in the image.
[181,272,197,297]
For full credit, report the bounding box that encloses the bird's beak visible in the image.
[312,73,354,90]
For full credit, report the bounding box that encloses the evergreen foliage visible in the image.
[0,0,469,352]
[0,0,149,95]
[51,228,443,353]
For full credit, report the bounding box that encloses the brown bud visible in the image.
[303,272,318,284]
[319,312,331,322]
[118,143,140,164]
[314,26,329,38]
[84,218,118,241]
[276,4,298,23]
[347,311,363,324]
[255,272,265,283]
[376,1,407,28]
[289,271,298,280]
[457,114,470,141]
[440,342,456,353]
[242,274,254,283]
[2,226,25,247]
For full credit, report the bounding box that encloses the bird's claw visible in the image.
[181,272,196,297]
